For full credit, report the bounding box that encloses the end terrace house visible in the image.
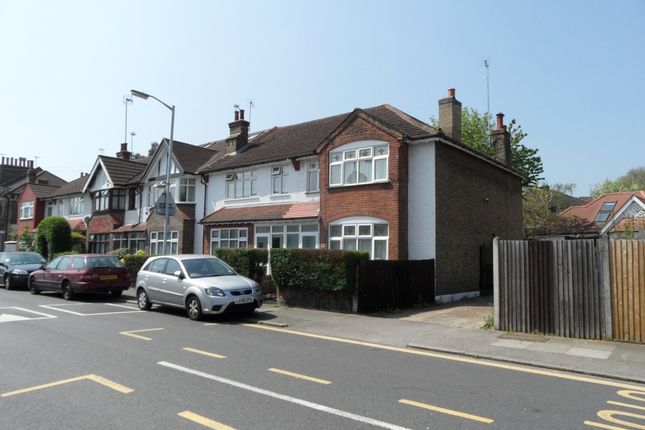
[199,90,523,302]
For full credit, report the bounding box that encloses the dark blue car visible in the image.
[0,252,46,290]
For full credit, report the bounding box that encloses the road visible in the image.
[1,289,643,429]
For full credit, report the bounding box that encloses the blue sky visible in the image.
[1,0,643,195]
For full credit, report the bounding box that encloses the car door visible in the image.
[39,257,63,291]
[51,257,73,290]
[142,258,167,302]
[159,258,185,306]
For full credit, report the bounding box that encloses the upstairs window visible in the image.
[179,178,196,203]
[94,189,125,212]
[19,201,34,220]
[226,171,257,199]
[69,196,82,216]
[329,143,389,187]
[595,201,617,222]
[307,161,320,192]
[272,166,288,194]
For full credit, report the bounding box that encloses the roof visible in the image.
[201,202,320,224]
[98,156,147,186]
[68,218,87,231]
[49,175,88,198]
[561,191,645,233]
[27,183,62,199]
[113,222,147,233]
[170,139,218,174]
[199,104,439,173]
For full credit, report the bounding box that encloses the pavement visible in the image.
[123,290,645,385]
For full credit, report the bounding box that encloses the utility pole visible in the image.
[124,96,133,143]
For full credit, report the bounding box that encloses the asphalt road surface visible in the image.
[1,289,644,429]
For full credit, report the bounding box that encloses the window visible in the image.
[128,189,136,210]
[68,196,82,216]
[329,221,388,260]
[179,178,196,203]
[255,223,318,249]
[329,143,389,187]
[164,258,182,275]
[110,189,126,210]
[94,190,109,211]
[94,189,125,212]
[272,166,288,194]
[595,201,617,223]
[307,161,319,192]
[113,233,128,250]
[19,201,34,220]
[89,234,109,254]
[226,171,257,199]
[150,231,178,255]
[128,232,146,253]
[46,201,54,217]
[210,228,248,253]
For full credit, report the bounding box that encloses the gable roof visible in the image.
[561,191,645,233]
[600,195,645,235]
[83,155,147,192]
[136,139,218,184]
[48,175,89,198]
[199,104,440,173]
[4,169,67,194]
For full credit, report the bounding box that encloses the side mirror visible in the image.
[173,270,185,279]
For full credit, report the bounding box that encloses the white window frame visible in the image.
[328,219,389,260]
[210,227,248,253]
[149,230,179,255]
[254,223,319,250]
[68,196,82,216]
[306,160,320,193]
[271,166,288,195]
[329,142,389,187]
[19,201,34,220]
[225,171,257,200]
[178,178,196,203]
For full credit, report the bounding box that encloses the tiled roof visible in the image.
[99,156,147,186]
[68,218,87,231]
[201,202,320,224]
[113,222,147,233]
[169,139,218,174]
[49,175,88,197]
[199,104,439,173]
[561,191,645,232]
[28,183,63,198]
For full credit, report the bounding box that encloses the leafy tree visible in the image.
[17,227,35,251]
[147,141,159,157]
[523,183,590,237]
[431,107,544,186]
[592,167,645,197]
[35,217,72,260]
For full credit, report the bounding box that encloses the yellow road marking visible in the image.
[607,400,645,411]
[243,324,645,391]
[183,347,226,359]
[399,398,493,424]
[617,390,645,402]
[268,368,332,385]
[584,420,627,429]
[1,374,133,397]
[597,410,645,429]
[178,411,236,430]
[119,328,164,341]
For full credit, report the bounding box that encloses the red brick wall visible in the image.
[15,186,39,233]
[319,116,407,259]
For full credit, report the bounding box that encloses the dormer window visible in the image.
[272,166,288,194]
[329,142,389,187]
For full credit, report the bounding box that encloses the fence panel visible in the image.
[611,240,645,343]
[357,259,434,313]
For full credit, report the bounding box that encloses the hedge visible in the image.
[270,249,369,293]
[121,251,150,281]
[35,216,72,260]
[213,249,268,282]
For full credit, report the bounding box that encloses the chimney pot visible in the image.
[239,109,245,120]
[448,88,455,97]
[496,113,505,129]
[234,110,240,121]
[121,143,128,151]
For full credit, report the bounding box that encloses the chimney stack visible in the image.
[225,107,250,154]
[490,112,511,166]
[116,142,132,160]
[438,88,462,142]
[27,168,37,184]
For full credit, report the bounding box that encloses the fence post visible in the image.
[352,263,359,313]
[493,237,500,329]
[598,235,612,339]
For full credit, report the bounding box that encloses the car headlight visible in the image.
[205,287,225,297]
[11,269,28,275]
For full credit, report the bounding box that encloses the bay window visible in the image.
[329,219,388,260]
[210,228,248,253]
[329,142,389,187]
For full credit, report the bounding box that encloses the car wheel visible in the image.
[4,275,11,290]
[137,289,152,310]
[61,282,74,300]
[28,277,40,295]
[186,296,203,321]
[109,290,123,298]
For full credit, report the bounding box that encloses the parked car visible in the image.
[135,254,262,320]
[0,251,46,290]
[28,254,130,300]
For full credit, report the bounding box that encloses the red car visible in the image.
[28,254,130,300]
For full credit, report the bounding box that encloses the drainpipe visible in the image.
[200,174,209,254]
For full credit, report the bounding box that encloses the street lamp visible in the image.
[131,89,175,255]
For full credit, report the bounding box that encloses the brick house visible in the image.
[199,90,524,302]
[42,173,92,234]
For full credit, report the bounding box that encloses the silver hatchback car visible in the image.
[135,255,262,320]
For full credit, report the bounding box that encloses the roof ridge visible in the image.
[376,104,438,134]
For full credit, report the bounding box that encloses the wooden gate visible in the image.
[610,240,645,343]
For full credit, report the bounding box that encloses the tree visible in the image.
[523,184,590,237]
[148,141,159,157]
[592,166,645,197]
[431,107,544,186]
[35,217,72,260]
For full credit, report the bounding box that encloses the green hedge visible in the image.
[213,249,268,282]
[270,249,368,293]
[35,216,72,260]
[121,252,150,280]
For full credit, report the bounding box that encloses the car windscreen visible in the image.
[182,258,235,279]
[6,253,44,265]
[86,256,124,269]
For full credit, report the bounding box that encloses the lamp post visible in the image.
[131,89,175,255]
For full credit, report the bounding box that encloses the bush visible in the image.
[18,226,35,251]
[121,252,150,280]
[270,249,368,293]
[70,231,86,253]
[108,248,131,259]
[213,249,268,282]
[35,217,72,260]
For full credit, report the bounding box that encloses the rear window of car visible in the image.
[87,256,124,269]
[183,258,235,279]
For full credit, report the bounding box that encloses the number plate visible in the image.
[235,297,253,304]
[100,275,118,281]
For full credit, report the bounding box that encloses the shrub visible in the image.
[121,252,150,280]
[108,248,131,259]
[35,217,72,260]
[17,226,35,251]
[270,249,368,293]
[70,231,86,253]
[213,249,268,282]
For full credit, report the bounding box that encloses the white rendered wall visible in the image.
[408,141,436,260]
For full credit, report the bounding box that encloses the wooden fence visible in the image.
[356,259,434,313]
[611,240,645,343]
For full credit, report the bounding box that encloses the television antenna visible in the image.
[123,95,133,143]
[248,99,255,124]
